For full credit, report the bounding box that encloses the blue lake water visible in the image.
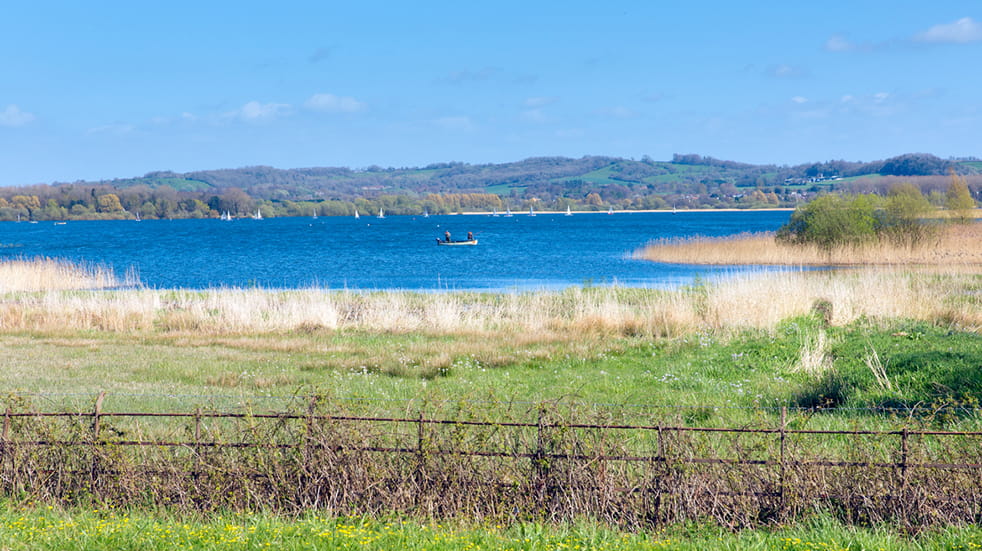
[0,211,793,291]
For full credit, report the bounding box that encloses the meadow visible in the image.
[0,245,980,548]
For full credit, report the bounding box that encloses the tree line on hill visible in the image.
[0,153,978,221]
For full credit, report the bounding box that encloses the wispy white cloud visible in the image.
[524,96,557,108]
[305,93,367,113]
[768,64,806,78]
[791,96,808,104]
[824,34,855,52]
[520,109,548,123]
[0,104,35,127]
[597,106,637,119]
[445,67,500,84]
[823,34,878,53]
[229,101,291,122]
[914,17,982,43]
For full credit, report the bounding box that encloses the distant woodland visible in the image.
[1,153,979,221]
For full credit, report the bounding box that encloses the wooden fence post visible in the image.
[1,407,10,491]
[304,396,319,467]
[90,392,106,489]
[900,427,909,500]
[92,392,105,441]
[779,406,787,508]
[533,407,548,510]
[415,410,427,509]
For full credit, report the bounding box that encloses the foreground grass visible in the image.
[1,505,980,550]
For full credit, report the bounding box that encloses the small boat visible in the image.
[377,208,385,219]
[253,208,263,220]
[354,209,360,219]
[504,207,513,217]
[607,206,614,215]
[672,205,678,214]
[565,205,572,216]
[492,208,499,217]
[220,211,232,221]
[528,206,535,217]
[134,212,142,222]
[437,239,478,246]
[423,209,430,218]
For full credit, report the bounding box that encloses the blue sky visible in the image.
[2,1,981,186]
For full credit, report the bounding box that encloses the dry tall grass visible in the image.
[0,269,977,338]
[633,223,982,266]
[0,257,131,292]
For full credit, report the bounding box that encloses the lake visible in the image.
[0,210,793,291]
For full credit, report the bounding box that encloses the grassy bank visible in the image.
[0,505,980,550]
[0,268,977,420]
[633,222,982,266]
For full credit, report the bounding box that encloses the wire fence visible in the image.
[1,392,981,528]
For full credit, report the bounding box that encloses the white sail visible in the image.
[607,206,614,215]
[529,206,535,216]
[378,208,385,219]
[565,205,572,216]
[354,209,360,219]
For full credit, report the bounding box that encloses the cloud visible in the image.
[304,93,367,113]
[432,116,474,131]
[791,96,808,104]
[520,109,547,123]
[0,104,35,127]
[824,34,855,52]
[914,17,982,43]
[597,106,637,119]
[230,101,291,121]
[768,64,806,78]
[823,34,880,53]
[524,96,557,108]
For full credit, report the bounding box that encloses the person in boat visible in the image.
[467,231,473,241]
[444,230,451,243]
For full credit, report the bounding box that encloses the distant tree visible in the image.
[946,170,976,223]
[877,183,936,247]
[776,194,877,253]
[96,193,124,213]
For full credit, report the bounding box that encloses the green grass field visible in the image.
[1,265,981,548]
[1,505,980,550]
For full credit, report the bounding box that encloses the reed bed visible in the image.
[0,257,131,292]
[633,223,982,266]
[0,269,976,338]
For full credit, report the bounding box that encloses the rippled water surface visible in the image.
[0,211,793,290]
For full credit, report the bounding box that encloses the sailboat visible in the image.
[607,206,614,215]
[253,208,263,220]
[504,207,513,217]
[354,208,360,219]
[528,206,535,217]
[565,205,572,216]
[492,208,499,217]
[220,210,233,221]
[423,209,429,218]
[377,208,385,219]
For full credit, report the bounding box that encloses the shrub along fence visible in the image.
[0,393,980,529]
